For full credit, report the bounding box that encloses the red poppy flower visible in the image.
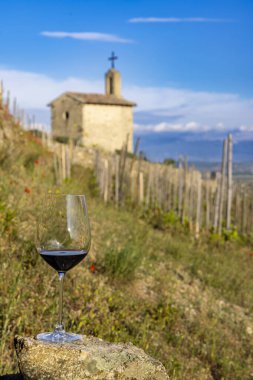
[24,187,32,194]
[90,264,95,272]
[34,159,39,165]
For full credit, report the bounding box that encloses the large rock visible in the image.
[15,335,169,380]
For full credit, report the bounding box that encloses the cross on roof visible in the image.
[108,51,118,69]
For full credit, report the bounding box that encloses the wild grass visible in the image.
[1,129,253,379]
[100,242,144,280]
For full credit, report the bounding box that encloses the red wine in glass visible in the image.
[36,194,91,343]
[40,250,88,272]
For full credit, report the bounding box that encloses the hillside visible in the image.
[1,114,253,379]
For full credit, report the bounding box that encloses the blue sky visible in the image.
[1,0,253,161]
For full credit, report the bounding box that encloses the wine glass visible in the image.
[36,194,91,342]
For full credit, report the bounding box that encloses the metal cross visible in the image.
[108,51,118,69]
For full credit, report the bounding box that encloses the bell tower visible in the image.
[105,52,121,98]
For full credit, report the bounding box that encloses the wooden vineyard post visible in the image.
[178,158,184,219]
[17,108,23,127]
[61,144,66,181]
[173,169,178,213]
[118,140,128,205]
[157,169,163,208]
[187,169,195,230]
[49,132,53,150]
[241,186,247,235]
[138,172,144,205]
[69,139,74,163]
[240,186,246,235]
[99,159,104,199]
[226,134,233,230]
[182,158,188,223]
[6,90,10,112]
[45,131,49,149]
[205,172,211,230]
[248,189,253,234]
[115,154,119,206]
[166,167,172,211]
[42,127,46,147]
[66,145,71,178]
[13,97,17,119]
[103,159,109,203]
[146,169,152,208]
[95,150,100,181]
[129,136,140,173]
[130,170,136,203]
[195,173,202,238]
[213,172,221,232]
[53,154,60,185]
[218,138,228,235]
[136,152,143,204]
[153,168,158,207]
[234,184,240,230]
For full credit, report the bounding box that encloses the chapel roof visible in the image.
[48,92,136,107]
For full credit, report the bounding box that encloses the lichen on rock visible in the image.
[15,335,169,380]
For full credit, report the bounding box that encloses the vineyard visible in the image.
[1,83,253,379]
[32,130,253,241]
[1,80,253,240]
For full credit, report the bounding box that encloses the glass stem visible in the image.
[57,272,65,331]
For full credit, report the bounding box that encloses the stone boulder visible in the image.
[15,335,169,380]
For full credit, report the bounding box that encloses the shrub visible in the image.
[54,136,70,144]
[163,158,176,166]
[101,242,143,281]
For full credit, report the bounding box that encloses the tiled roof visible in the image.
[48,92,136,107]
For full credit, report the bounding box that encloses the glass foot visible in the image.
[36,331,81,343]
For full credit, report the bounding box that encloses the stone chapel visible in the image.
[49,53,136,152]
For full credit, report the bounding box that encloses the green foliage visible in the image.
[87,171,100,198]
[163,158,176,166]
[54,136,70,144]
[23,152,41,170]
[139,150,149,161]
[100,242,143,281]
[142,207,184,232]
[163,210,179,226]
[114,149,149,161]
[222,226,240,242]
[115,149,136,159]
[30,129,42,138]
[0,202,16,234]
[209,226,241,245]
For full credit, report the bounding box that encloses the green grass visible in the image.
[1,124,253,379]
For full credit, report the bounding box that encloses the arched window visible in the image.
[109,76,114,95]
[62,111,69,121]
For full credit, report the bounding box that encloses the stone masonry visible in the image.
[49,57,136,153]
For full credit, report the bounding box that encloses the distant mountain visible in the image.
[190,161,253,177]
[136,133,253,165]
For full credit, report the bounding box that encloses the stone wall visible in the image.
[51,96,83,143]
[82,104,133,152]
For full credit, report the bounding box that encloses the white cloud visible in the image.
[135,121,226,133]
[0,67,253,136]
[0,68,103,109]
[128,17,232,23]
[41,31,134,44]
[239,125,253,132]
[124,85,253,134]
